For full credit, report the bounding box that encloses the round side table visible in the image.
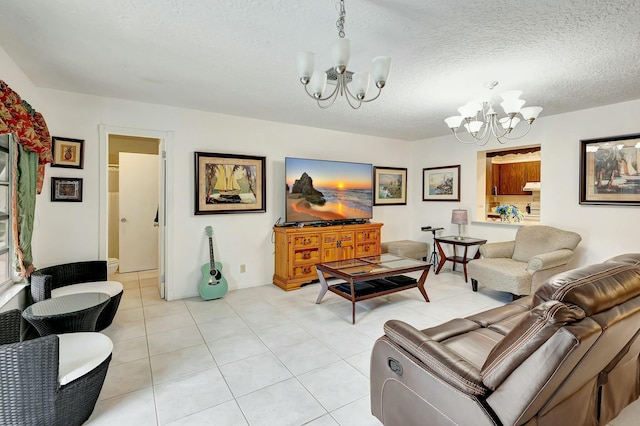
[22,292,111,336]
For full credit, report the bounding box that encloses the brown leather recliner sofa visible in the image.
[370,253,640,425]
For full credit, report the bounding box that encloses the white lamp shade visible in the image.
[499,116,520,129]
[331,38,351,68]
[296,51,315,79]
[309,70,327,96]
[500,90,523,101]
[458,101,482,118]
[500,98,526,114]
[372,56,391,83]
[451,209,468,225]
[464,120,484,134]
[520,106,543,120]
[444,116,464,129]
[352,72,370,97]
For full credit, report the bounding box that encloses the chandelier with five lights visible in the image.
[444,81,543,145]
[296,0,392,109]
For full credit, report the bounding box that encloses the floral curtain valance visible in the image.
[0,80,53,193]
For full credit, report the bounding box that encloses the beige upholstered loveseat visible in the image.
[467,225,582,297]
[370,253,640,426]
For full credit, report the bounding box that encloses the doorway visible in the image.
[99,125,173,300]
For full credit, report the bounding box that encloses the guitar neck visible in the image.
[209,237,216,269]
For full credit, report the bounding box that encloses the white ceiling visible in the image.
[0,0,638,141]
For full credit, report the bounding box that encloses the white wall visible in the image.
[1,47,414,300]
[409,99,640,267]
[2,45,639,302]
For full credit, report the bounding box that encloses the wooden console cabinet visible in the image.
[273,222,382,291]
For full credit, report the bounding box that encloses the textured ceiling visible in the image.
[0,0,638,141]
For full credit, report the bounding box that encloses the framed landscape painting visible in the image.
[194,152,266,214]
[374,166,407,205]
[579,133,640,205]
[422,165,460,201]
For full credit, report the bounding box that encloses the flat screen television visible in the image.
[285,157,373,225]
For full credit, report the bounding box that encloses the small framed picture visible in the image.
[374,166,407,205]
[51,177,83,202]
[51,136,84,169]
[422,165,461,201]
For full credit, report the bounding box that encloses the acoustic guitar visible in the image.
[199,226,228,300]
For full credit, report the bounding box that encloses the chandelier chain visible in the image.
[336,0,346,38]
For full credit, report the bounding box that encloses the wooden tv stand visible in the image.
[273,222,382,291]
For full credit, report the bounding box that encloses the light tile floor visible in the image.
[86,269,640,425]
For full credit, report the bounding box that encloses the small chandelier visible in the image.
[444,81,543,145]
[296,0,391,109]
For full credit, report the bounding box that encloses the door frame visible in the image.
[98,125,174,300]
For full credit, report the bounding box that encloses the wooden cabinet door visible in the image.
[321,232,340,262]
[492,164,501,194]
[499,163,526,194]
[338,231,355,260]
[524,161,541,182]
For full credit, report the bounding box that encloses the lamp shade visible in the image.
[444,116,464,130]
[372,56,392,83]
[451,209,468,225]
[352,72,371,98]
[310,71,327,97]
[296,51,315,79]
[331,38,351,68]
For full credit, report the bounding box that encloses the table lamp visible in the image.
[451,209,468,240]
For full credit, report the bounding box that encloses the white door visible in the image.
[119,153,159,273]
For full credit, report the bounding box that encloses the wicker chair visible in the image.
[0,309,113,426]
[30,261,123,331]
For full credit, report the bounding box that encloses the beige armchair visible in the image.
[467,225,581,297]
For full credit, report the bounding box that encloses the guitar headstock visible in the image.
[205,226,213,237]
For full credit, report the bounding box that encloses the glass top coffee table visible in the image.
[22,292,111,336]
[315,254,432,323]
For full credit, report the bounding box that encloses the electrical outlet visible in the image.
[240,264,246,273]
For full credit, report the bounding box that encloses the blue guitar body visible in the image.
[199,226,228,300]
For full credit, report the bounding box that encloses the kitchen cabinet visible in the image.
[492,161,540,195]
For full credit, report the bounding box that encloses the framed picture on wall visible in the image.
[51,177,83,202]
[373,166,407,205]
[422,165,460,201]
[579,133,640,205]
[51,136,84,169]
[194,152,266,214]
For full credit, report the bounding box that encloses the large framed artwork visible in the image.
[422,165,460,202]
[51,177,83,202]
[51,136,84,169]
[579,133,640,206]
[373,166,407,205]
[194,152,266,214]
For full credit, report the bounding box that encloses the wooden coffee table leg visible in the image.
[315,269,329,304]
[416,269,430,302]
[352,301,356,324]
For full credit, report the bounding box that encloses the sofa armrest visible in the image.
[526,249,574,274]
[479,241,515,259]
[383,320,489,396]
